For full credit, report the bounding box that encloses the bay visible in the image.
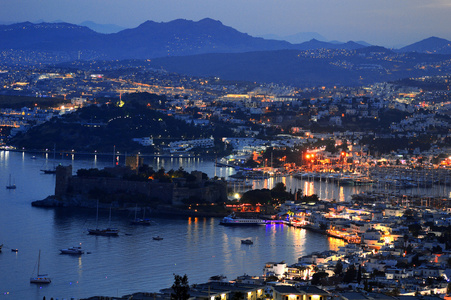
[1,150,449,299]
[0,150,354,299]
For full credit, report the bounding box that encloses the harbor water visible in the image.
[1,151,448,299]
[0,151,343,299]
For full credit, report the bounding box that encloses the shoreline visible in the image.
[31,196,230,218]
[0,147,211,159]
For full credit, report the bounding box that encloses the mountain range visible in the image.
[0,18,450,61]
[1,19,451,87]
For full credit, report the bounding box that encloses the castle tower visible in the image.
[55,165,73,198]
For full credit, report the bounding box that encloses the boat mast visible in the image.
[95,200,99,229]
[108,204,112,227]
[37,250,41,276]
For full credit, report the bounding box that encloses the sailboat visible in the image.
[130,205,151,225]
[41,144,57,174]
[87,202,119,236]
[6,174,16,189]
[30,250,51,284]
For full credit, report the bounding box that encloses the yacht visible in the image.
[60,246,84,255]
[30,250,51,284]
[88,228,119,236]
[220,214,266,226]
[88,202,119,236]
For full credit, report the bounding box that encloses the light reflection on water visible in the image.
[0,150,335,299]
[3,150,446,299]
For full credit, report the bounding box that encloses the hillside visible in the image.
[399,37,451,54]
[9,93,233,153]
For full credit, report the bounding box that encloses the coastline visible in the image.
[31,196,230,218]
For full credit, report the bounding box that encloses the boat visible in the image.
[131,218,152,225]
[219,214,266,226]
[241,239,253,245]
[40,168,56,174]
[130,205,151,225]
[0,244,2,251]
[88,227,119,236]
[209,275,227,282]
[87,202,119,236]
[11,249,18,252]
[30,250,51,284]
[153,236,163,241]
[41,145,57,174]
[60,245,84,255]
[6,174,16,189]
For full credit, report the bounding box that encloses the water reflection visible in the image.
[327,237,346,252]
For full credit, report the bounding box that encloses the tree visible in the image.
[357,264,362,284]
[343,265,356,283]
[171,274,190,300]
[311,271,328,285]
[334,260,343,276]
[231,292,245,300]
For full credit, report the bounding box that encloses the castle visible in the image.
[54,165,228,207]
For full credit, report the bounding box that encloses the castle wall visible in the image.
[54,165,227,206]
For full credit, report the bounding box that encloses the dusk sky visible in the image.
[1,0,451,47]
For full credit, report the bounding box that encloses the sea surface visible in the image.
[2,150,445,299]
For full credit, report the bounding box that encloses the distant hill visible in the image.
[0,18,367,61]
[260,32,328,44]
[399,37,451,54]
[79,21,126,34]
[147,48,451,87]
[297,39,365,50]
[0,22,101,51]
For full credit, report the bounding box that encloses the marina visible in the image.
[1,150,450,299]
[0,151,337,300]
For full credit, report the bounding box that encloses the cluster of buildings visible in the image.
[1,63,450,161]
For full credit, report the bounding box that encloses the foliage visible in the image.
[77,168,114,178]
[343,265,356,283]
[231,292,245,300]
[9,94,235,153]
[270,183,294,202]
[240,183,294,205]
[171,274,190,300]
[311,271,328,285]
[334,260,343,275]
[240,189,272,205]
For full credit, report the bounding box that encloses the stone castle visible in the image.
[54,165,228,207]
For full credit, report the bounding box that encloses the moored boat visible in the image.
[241,239,253,245]
[88,228,119,236]
[30,250,51,284]
[219,214,266,226]
[6,174,16,189]
[131,218,152,225]
[88,201,119,236]
[60,246,84,255]
[153,236,163,241]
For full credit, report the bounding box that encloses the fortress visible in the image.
[54,165,228,207]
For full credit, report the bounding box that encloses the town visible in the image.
[1,57,451,300]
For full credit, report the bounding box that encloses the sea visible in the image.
[0,150,446,299]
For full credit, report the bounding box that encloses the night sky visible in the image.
[2,0,450,47]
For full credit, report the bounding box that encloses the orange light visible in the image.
[306,154,310,159]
